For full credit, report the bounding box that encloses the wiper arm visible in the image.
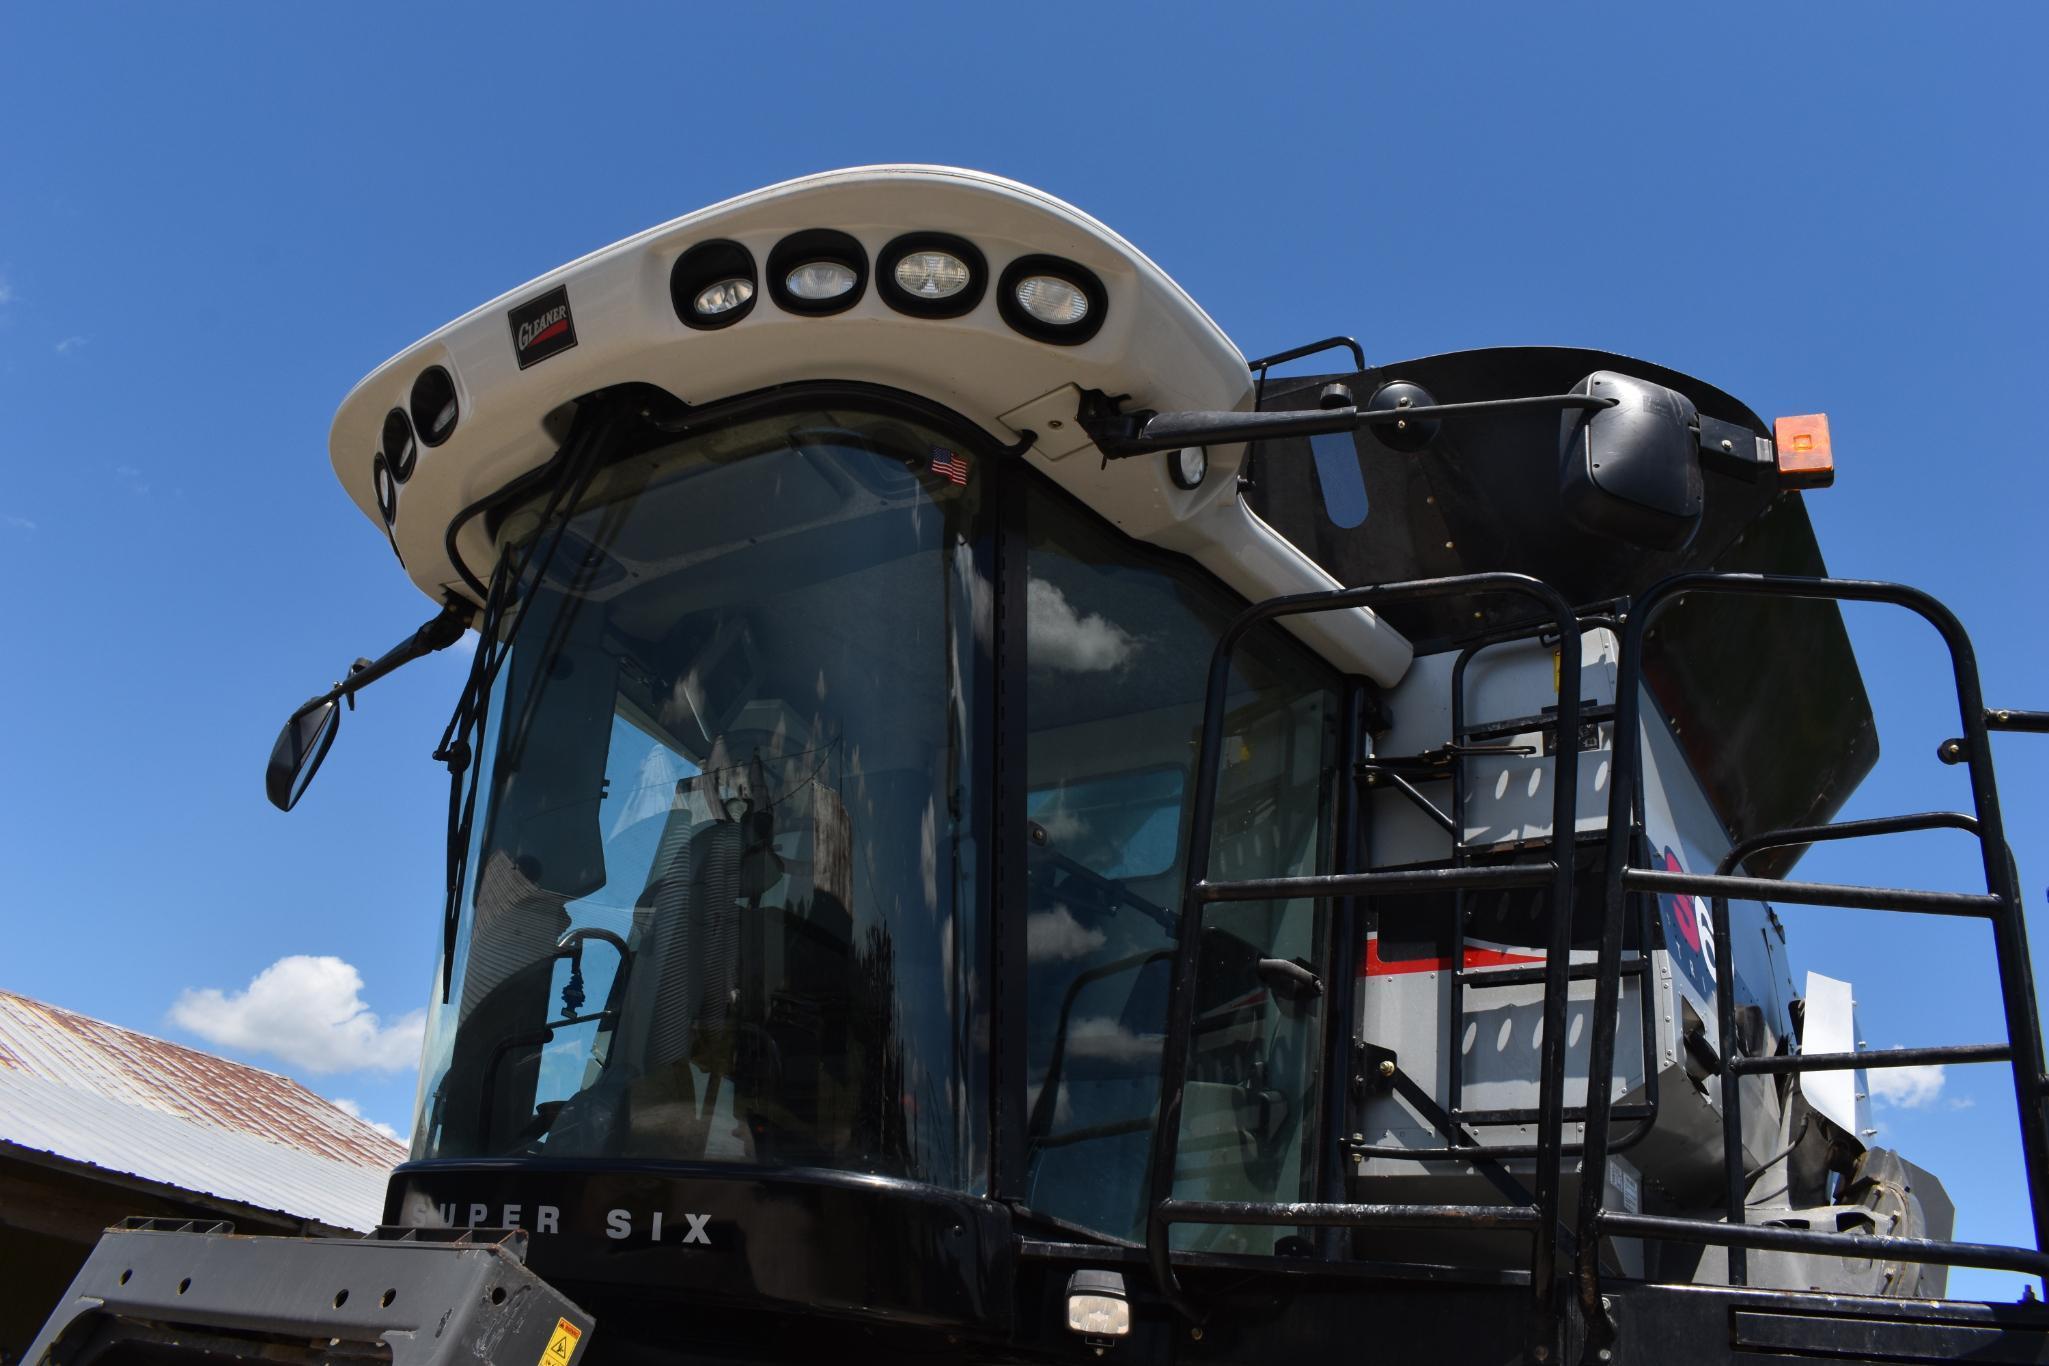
[436,406,621,1003]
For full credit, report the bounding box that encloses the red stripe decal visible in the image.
[527,319,568,348]
[1360,935,1545,977]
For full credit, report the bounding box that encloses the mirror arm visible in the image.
[1076,387,1617,459]
[295,598,474,719]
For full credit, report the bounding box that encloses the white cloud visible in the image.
[1027,577,1137,673]
[171,955,425,1074]
[114,464,152,496]
[1027,905,1106,963]
[1067,1015,1162,1063]
[1867,1058,1945,1109]
[54,335,87,354]
[0,276,13,306]
[2,515,34,532]
[332,1097,407,1144]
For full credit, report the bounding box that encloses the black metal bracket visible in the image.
[1073,387,1618,460]
[1940,708,2049,764]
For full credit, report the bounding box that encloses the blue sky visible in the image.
[2,3,2044,1299]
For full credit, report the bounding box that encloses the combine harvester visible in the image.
[30,166,2049,1364]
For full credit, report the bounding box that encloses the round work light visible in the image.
[694,278,754,317]
[878,233,987,318]
[786,261,858,301]
[670,239,760,330]
[381,407,417,483]
[371,451,398,524]
[409,365,459,448]
[766,229,868,317]
[997,255,1106,344]
[1167,447,1208,490]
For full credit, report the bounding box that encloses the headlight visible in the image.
[694,278,754,316]
[879,233,987,319]
[1065,1269,1130,1340]
[670,240,759,330]
[409,365,459,448]
[998,255,1106,344]
[1015,274,1089,325]
[767,229,868,316]
[1167,446,1207,490]
[785,261,858,301]
[381,407,416,483]
[897,251,968,297]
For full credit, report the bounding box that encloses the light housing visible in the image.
[409,365,459,448]
[670,239,759,330]
[370,450,398,525]
[878,232,987,318]
[998,254,1106,344]
[1065,1269,1131,1340]
[381,407,417,483]
[1167,446,1207,490]
[695,278,753,315]
[785,261,857,301]
[767,229,868,317]
[1774,412,1835,489]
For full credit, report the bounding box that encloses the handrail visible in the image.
[1143,573,1582,1336]
[1581,573,2049,1332]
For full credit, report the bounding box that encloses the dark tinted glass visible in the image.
[1019,480,1338,1247]
[415,411,987,1192]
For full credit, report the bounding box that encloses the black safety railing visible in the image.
[1144,574,1584,1335]
[1451,619,1658,1151]
[1349,616,1661,1168]
[1577,573,2049,1327]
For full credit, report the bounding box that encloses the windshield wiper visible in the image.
[435,406,622,1002]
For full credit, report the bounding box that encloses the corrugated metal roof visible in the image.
[0,989,407,1232]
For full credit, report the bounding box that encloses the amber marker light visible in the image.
[1774,413,1835,489]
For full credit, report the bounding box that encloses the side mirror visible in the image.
[267,698,340,811]
[1558,371,1703,550]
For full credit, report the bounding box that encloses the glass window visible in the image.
[412,408,987,1193]
[1026,767,1185,881]
[1019,480,1339,1247]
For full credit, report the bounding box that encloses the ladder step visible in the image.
[1453,1103,1656,1126]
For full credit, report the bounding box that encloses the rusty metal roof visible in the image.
[0,989,406,1231]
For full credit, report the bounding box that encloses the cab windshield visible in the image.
[413,407,986,1189]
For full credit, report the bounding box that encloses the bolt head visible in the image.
[1379,1059,1397,1076]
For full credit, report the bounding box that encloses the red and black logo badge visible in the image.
[508,285,577,370]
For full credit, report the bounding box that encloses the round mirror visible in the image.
[266,698,341,811]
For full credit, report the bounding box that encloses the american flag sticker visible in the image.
[928,447,970,486]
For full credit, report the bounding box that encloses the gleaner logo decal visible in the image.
[508,284,578,369]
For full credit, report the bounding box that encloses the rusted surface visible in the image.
[0,988,405,1175]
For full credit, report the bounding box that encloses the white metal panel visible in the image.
[328,165,1413,685]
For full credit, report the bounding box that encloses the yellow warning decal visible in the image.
[540,1317,582,1366]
